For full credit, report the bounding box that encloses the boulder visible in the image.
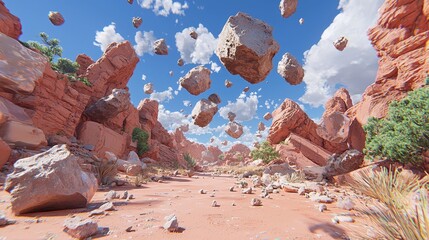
[215,12,279,84]
[277,52,304,85]
[0,0,22,39]
[190,31,198,39]
[225,121,243,139]
[264,163,295,175]
[132,17,142,28]
[179,66,211,96]
[153,38,168,55]
[0,33,48,94]
[128,0,133,4]
[324,150,364,178]
[48,11,65,26]
[0,138,11,168]
[5,145,98,215]
[299,18,304,25]
[317,112,351,143]
[177,58,184,66]
[75,54,94,76]
[279,0,298,18]
[144,83,153,94]
[225,80,233,88]
[191,99,218,127]
[78,121,127,157]
[263,112,272,120]
[163,214,179,232]
[0,121,47,149]
[258,122,265,131]
[0,96,33,125]
[222,140,228,146]
[137,99,159,130]
[227,112,236,122]
[323,88,353,118]
[243,86,250,92]
[84,88,130,123]
[63,217,98,239]
[333,37,348,51]
[286,133,332,166]
[208,93,221,104]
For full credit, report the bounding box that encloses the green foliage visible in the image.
[363,87,429,165]
[132,128,149,157]
[250,141,279,164]
[53,58,79,74]
[218,154,224,160]
[183,153,196,169]
[65,73,92,86]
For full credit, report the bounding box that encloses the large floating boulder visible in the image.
[48,11,65,26]
[277,53,304,85]
[208,93,221,104]
[132,17,142,28]
[191,99,218,127]
[84,88,130,123]
[227,112,236,122]
[153,38,168,55]
[215,12,279,84]
[279,0,298,18]
[4,145,98,215]
[333,37,348,51]
[179,66,211,96]
[225,80,233,88]
[225,121,244,139]
[263,112,272,120]
[144,83,153,94]
[258,122,265,131]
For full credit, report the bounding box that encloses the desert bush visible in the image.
[251,141,279,164]
[132,128,149,157]
[183,153,196,169]
[350,168,429,239]
[95,159,118,186]
[53,58,79,74]
[364,87,429,166]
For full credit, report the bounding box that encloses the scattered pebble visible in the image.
[332,215,355,224]
[199,189,207,194]
[318,204,327,212]
[251,198,262,206]
[163,214,179,232]
[211,200,218,207]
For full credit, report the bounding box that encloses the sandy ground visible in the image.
[0,173,362,240]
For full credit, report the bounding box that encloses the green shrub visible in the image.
[53,58,79,74]
[364,87,429,165]
[183,153,196,169]
[132,128,149,157]
[250,141,279,164]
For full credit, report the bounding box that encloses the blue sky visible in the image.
[5,0,383,150]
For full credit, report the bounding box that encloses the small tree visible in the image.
[250,141,279,164]
[27,32,62,63]
[364,87,429,165]
[132,128,149,157]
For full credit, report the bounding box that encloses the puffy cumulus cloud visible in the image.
[210,61,221,73]
[158,105,190,131]
[183,100,191,107]
[175,24,218,65]
[150,87,174,102]
[134,31,156,57]
[219,92,259,122]
[299,0,383,108]
[142,74,147,81]
[93,23,124,52]
[138,0,188,16]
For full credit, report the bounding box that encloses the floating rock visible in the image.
[132,17,142,28]
[128,0,133,4]
[210,138,215,143]
[279,0,298,18]
[84,88,130,123]
[318,204,327,212]
[191,99,218,127]
[299,18,304,24]
[242,187,253,194]
[63,217,98,239]
[227,112,236,122]
[250,198,262,206]
[324,150,364,178]
[225,80,233,88]
[317,112,351,143]
[333,37,348,51]
[190,31,198,39]
[179,66,212,96]
[211,200,218,207]
[144,83,153,94]
[163,214,179,232]
[208,93,221,104]
[243,86,250,92]
[258,122,265,131]
[177,58,184,66]
[153,39,168,55]
[222,140,228,146]
[225,121,244,139]
[336,197,355,211]
[263,112,272,120]
[256,133,262,138]
[169,70,173,76]
[48,11,64,26]
[4,145,97,215]
[216,12,279,84]
[332,215,354,224]
[277,53,304,85]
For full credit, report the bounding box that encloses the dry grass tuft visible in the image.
[214,165,265,176]
[95,159,118,186]
[281,171,306,183]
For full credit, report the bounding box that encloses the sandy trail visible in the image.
[0,173,359,240]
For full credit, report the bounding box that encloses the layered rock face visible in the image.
[0,1,21,40]
[223,144,251,165]
[216,12,280,84]
[346,0,429,150]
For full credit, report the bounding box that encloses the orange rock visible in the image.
[285,133,332,166]
[0,0,22,39]
[137,99,159,134]
[223,144,250,164]
[0,138,11,168]
[0,121,47,149]
[75,54,94,76]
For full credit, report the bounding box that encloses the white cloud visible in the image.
[219,92,259,122]
[299,0,383,108]
[210,61,221,73]
[137,0,189,16]
[175,24,218,65]
[174,90,179,95]
[134,31,157,57]
[93,23,125,52]
[183,100,191,107]
[150,87,174,102]
[142,74,147,81]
